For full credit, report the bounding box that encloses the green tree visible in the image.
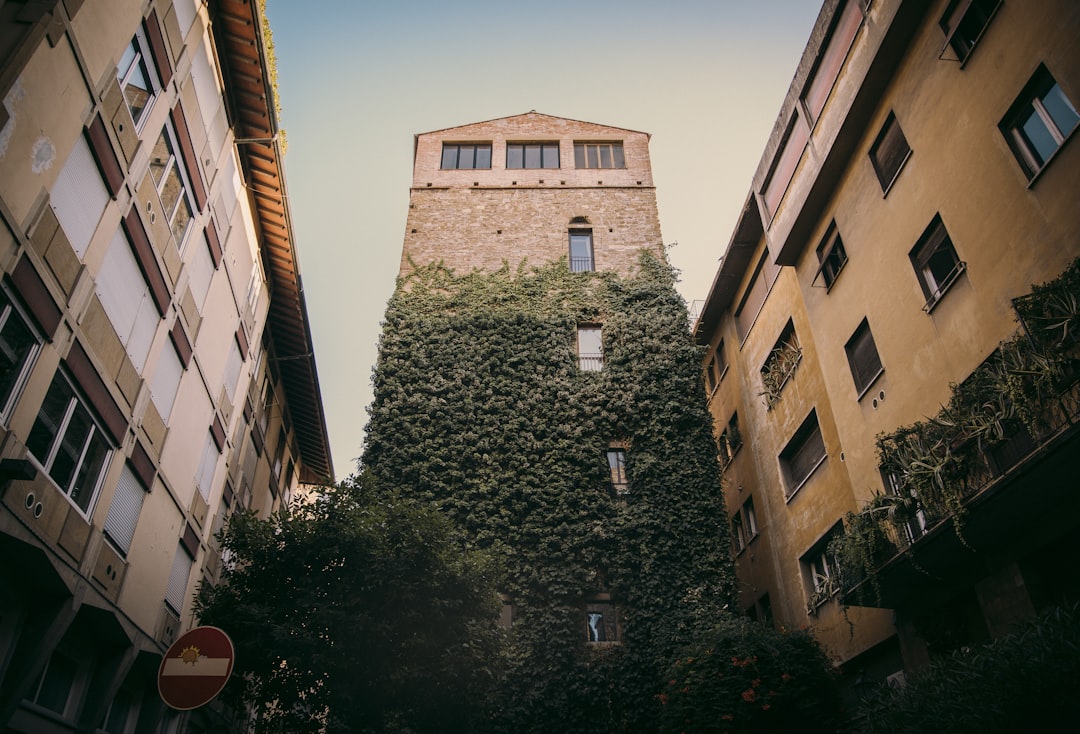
[195,474,503,734]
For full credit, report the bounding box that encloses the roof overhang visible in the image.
[210,0,333,482]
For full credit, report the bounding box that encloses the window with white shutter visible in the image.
[103,464,146,555]
[150,342,184,422]
[97,228,160,372]
[164,544,193,613]
[50,136,108,257]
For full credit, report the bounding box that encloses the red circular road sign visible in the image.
[157,626,235,710]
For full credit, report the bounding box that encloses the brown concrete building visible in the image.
[695,0,1080,697]
[0,1,332,731]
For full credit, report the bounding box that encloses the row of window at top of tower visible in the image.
[441,141,625,170]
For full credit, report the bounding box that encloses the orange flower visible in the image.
[741,689,757,703]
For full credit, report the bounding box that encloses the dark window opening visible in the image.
[813,223,848,289]
[845,318,883,395]
[507,142,559,169]
[869,112,911,192]
[780,409,826,497]
[441,143,492,170]
[910,215,965,311]
[1000,64,1079,180]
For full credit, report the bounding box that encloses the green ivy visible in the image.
[363,253,738,732]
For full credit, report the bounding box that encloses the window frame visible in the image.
[938,0,1002,65]
[910,215,965,312]
[780,409,827,500]
[705,340,728,393]
[868,111,912,194]
[164,542,194,614]
[812,222,848,290]
[573,142,626,169]
[999,64,1080,182]
[440,142,493,170]
[506,141,560,169]
[569,229,594,273]
[26,370,114,517]
[148,123,196,248]
[96,226,161,373]
[0,284,43,425]
[577,324,603,372]
[605,447,629,496]
[801,524,843,610]
[844,318,884,398]
[103,462,148,556]
[116,28,159,131]
[584,598,620,643]
[718,412,742,469]
[760,320,802,408]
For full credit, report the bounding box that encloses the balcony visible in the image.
[834,260,1080,609]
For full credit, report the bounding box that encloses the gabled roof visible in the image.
[417,110,651,138]
[210,0,334,483]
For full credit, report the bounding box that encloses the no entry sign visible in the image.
[157,626,235,710]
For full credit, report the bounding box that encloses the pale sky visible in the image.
[263,0,823,479]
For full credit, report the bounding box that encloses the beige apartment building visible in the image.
[0,1,332,731]
[695,0,1080,699]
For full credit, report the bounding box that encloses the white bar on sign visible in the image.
[162,657,230,676]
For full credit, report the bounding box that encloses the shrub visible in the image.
[657,617,843,734]
[858,604,1080,734]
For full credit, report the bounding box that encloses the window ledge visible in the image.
[879,149,913,198]
[1024,127,1078,188]
[855,368,885,401]
[923,261,967,313]
[784,453,828,504]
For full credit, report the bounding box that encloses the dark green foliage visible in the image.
[195,475,502,734]
[363,253,738,731]
[857,604,1080,733]
[657,616,843,734]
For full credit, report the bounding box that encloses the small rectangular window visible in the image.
[813,223,848,289]
[705,340,728,392]
[585,600,619,642]
[569,230,594,272]
[719,413,742,468]
[195,430,219,500]
[577,325,603,372]
[441,143,493,170]
[165,543,194,613]
[743,497,758,538]
[801,524,842,610]
[116,31,158,128]
[506,142,559,169]
[780,409,826,498]
[731,511,746,553]
[573,142,625,169]
[0,286,42,422]
[910,215,965,311]
[845,318,883,396]
[104,463,148,555]
[869,112,911,192]
[606,448,629,496]
[1000,64,1079,180]
[760,321,801,408]
[939,0,1001,63]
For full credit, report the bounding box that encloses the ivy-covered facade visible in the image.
[362,114,736,731]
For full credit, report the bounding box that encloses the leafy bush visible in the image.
[657,617,843,734]
[858,604,1080,734]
